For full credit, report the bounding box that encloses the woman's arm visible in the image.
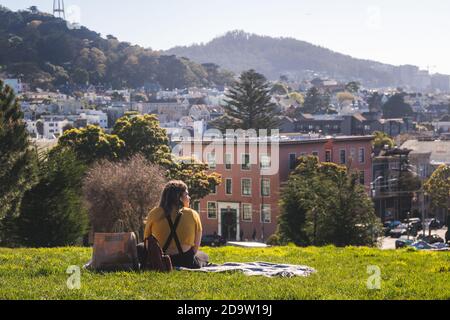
[193,212,203,254]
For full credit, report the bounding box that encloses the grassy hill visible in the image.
[0,246,449,300]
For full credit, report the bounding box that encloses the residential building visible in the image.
[178,134,374,241]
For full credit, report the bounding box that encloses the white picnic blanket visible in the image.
[178,262,316,278]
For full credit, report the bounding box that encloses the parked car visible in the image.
[383,220,402,236]
[417,234,444,244]
[390,224,418,238]
[201,234,227,247]
[404,218,422,231]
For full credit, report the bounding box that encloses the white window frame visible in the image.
[241,153,251,171]
[225,178,233,195]
[241,178,252,197]
[207,202,218,220]
[207,152,216,169]
[225,153,232,171]
[359,148,366,164]
[242,203,253,222]
[260,178,270,197]
[260,154,271,169]
[260,204,271,224]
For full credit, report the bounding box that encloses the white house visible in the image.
[29,116,73,139]
[78,110,108,128]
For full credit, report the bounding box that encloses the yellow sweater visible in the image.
[144,207,202,255]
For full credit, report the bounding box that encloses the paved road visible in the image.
[380,228,448,250]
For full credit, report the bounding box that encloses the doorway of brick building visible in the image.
[218,202,240,241]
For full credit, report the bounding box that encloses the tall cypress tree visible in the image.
[212,69,279,132]
[0,80,36,227]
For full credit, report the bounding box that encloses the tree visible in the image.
[0,80,36,230]
[83,154,167,241]
[271,82,289,95]
[278,156,381,247]
[302,87,330,114]
[367,92,383,113]
[211,70,280,132]
[424,165,450,214]
[288,92,304,106]
[113,113,172,167]
[382,94,413,119]
[168,157,222,202]
[53,125,125,165]
[373,131,395,154]
[16,150,88,247]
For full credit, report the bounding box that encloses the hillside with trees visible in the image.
[0,6,234,90]
[167,30,408,87]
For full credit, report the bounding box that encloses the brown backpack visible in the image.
[141,235,173,272]
[140,212,184,272]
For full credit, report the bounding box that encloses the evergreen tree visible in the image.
[302,87,330,114]
[16,150,88,247]
[212,69,280,132]
[0,80,36,234]
[278,156,381,247]
[382,93,413,119]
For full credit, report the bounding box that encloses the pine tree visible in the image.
[16,150,88,248]
[212,69,280,132]
[0,80,36,226]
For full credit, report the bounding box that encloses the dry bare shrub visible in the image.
[83,154,167,240]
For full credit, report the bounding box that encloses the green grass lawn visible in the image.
[0,246,449,300]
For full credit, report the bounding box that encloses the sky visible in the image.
[2,0,450,74]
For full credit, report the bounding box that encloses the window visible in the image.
[242,179,252,196]
[210,183,217,195]
[350,148,356,161]
[260,154,271,169]
[325,150,332,162]
[192,201,200,212]
[242,204,252,222]
[359,148,366,164]
[261,205,271,224]
[241,154,251,170]
[261,179,270,197]
[289,153,297,170]
[225,178,232,195]
[225,154,232,170]
[207,202,217,219]
[312,151,319,157]
[359,171,365,185]
[340,150,346,165]
[207,153,216,169]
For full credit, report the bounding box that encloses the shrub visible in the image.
[82,154,167,241]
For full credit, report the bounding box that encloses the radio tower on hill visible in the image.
[53,0,66,19]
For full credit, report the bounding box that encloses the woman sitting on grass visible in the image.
[144,180,208,269]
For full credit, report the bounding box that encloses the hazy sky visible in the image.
[3,0,450,74]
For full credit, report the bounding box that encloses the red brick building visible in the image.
[179,134,374,242]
